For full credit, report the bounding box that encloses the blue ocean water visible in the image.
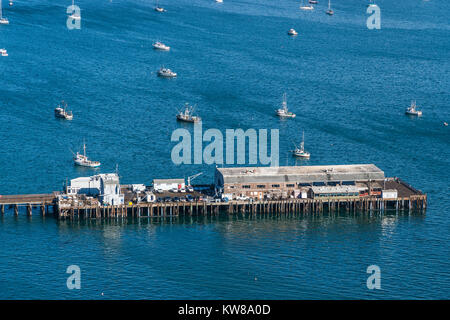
[0,0,449,299]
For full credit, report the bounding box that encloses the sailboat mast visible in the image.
[328,0,331,10]
[301,131,305,151]
[0,0,3,19]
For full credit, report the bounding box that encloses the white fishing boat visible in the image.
[0,0,9,25]
[9,1,12,7]
[216,0,223,3]
[287,28,298,36]
[154,0,166,12]
[326,0,334,15]
[405,100,422,116]
[176,103,201,123]
[73,143,101,168]
[309,0,318,4]
[291,131,310,158]
[276,93,296,118]
[152,41,170,51]
[54,101,73,120]
[300,0,314,10]
[1,48,8,56]
[157,67,177,78]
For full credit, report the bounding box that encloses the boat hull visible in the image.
[177,116,200,123]
[293,153,310,158]
[74,160,101,168]
[405,111,422,116]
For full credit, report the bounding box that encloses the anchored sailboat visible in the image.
[300,0,314,10]
[73,142,101,168]
[155,0,166,12]
[176,103,201,123]
[326,0,334,15]
[291,131,310,158]
[405,100,422,116]
[0,0,10,25]
[54,101,73,120]
[276,93,296,118]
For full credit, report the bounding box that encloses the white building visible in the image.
[381,189,398,199]
[153,179,185,191]
[66,173,124,205]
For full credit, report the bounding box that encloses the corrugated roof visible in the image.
[153,179,185,184]
[216,164,384,184]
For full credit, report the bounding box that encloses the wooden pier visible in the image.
[0,193,427,220]
[0,177,427,220]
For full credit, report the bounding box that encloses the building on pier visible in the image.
[153,179,185,191]
[66,173,124,205]
[214,164,386,200]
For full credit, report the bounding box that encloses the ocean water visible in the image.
[0,0,449,299]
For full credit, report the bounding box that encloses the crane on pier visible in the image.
[187,172,203,191]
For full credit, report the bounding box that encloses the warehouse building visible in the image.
[215,164,385,200]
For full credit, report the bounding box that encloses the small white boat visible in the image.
[291,131,310,158]
[9,1,12,7]
[216,0,223,3]
[154,0,166,12]
[157,67,177,78]
[54,101,73,120]
[443,122,448,127]
[0,0,9,25]
[309,0,318,4]
[176,103,201,123]
[152,41,170,51]
[326,0,334,15]
[73,143,101,168]
[288,29,298,36]
[405,100,422,116]
[300,0,314,10]
[276,93,296,118]
[69,0,81,20]
[1,48,7,56]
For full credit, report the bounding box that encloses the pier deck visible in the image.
[0,178,427,219]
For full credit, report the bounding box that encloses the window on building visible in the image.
[286,184,295,187]
[242,185,251,189]
[257,185,266,188]
[299,183,311,187]
[271,184,280,188]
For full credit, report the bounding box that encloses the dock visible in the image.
[0,178,427,220]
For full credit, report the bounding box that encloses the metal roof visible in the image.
[310,185,360,194]
[216,164,385,184]
[153,179,185,184]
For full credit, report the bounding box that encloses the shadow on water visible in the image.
[52,209,426,230]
